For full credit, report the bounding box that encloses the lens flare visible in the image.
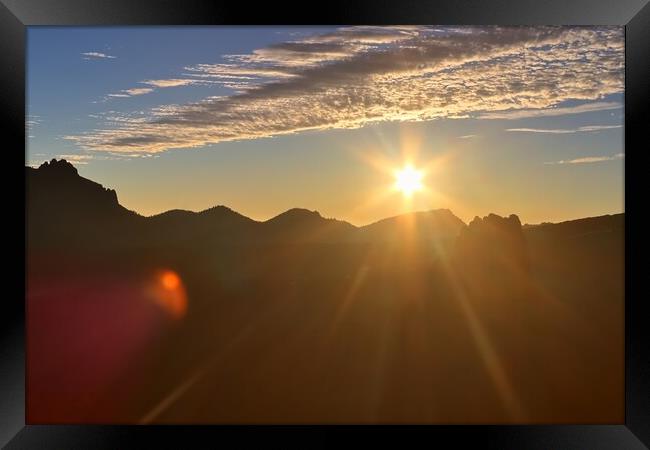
[161,271,180,290]
[153,270,187,319]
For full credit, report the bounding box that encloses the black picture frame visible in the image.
[2,0,649,447]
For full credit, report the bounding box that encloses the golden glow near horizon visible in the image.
[394,165,424,197]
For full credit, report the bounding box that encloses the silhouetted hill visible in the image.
[359,209,466,244]
[149,205,254,225]
[523,213,624,240]
[146,205,260,247]
[523,213,624,303]
[27,159,142,250]
[148,209,196,222]
[261,208,357,243]
[27,159,128,217]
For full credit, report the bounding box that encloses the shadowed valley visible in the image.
[26,160,624,424]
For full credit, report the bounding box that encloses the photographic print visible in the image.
[26,26,624,424]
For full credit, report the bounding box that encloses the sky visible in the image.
[26,26,625,226]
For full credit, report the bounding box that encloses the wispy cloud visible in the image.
[545,152,624,165]
[26,114,40,128]
[48,151,161,166]
[103,79,213,101]
[478,101,622,120]
[123,88,154,96]
[26,115,41,138]
[458,134,478,139]
[56,154,94,165]
[141,79,206,88]
[507,124,622,134]
[106,87,155,99]
[67,26,624,154]
[82,51,116,60]
[26,115,41,127]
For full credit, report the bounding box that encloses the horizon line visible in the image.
[27,159,625,229]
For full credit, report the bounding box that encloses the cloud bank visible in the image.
[67,26,624,154]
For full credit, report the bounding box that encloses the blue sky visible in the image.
[26,26,624,225]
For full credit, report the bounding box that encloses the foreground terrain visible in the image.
[26,160,624,423]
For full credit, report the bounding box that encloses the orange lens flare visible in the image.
[161,271,180,290]
[153,270,187,319]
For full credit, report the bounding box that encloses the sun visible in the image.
[394,165,424,196]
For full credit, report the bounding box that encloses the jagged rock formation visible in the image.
[451,213,532,305]
[26,159,141,250]
[27,159,122,213]
[455,213,530,274]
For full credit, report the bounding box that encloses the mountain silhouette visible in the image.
[26,158,622,289]
[146,205,259,248]
[26,159,624,425]
[27,159,125,217]
[359,209,465,243]
[27,159,141,250]
[26,160,469,249]
[524,213,624,240]
[261,208,356,243]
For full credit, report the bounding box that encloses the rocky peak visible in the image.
[37,158,79,176]
[457,212,529,273]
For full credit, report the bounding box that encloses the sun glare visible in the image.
[394,165,424,197]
